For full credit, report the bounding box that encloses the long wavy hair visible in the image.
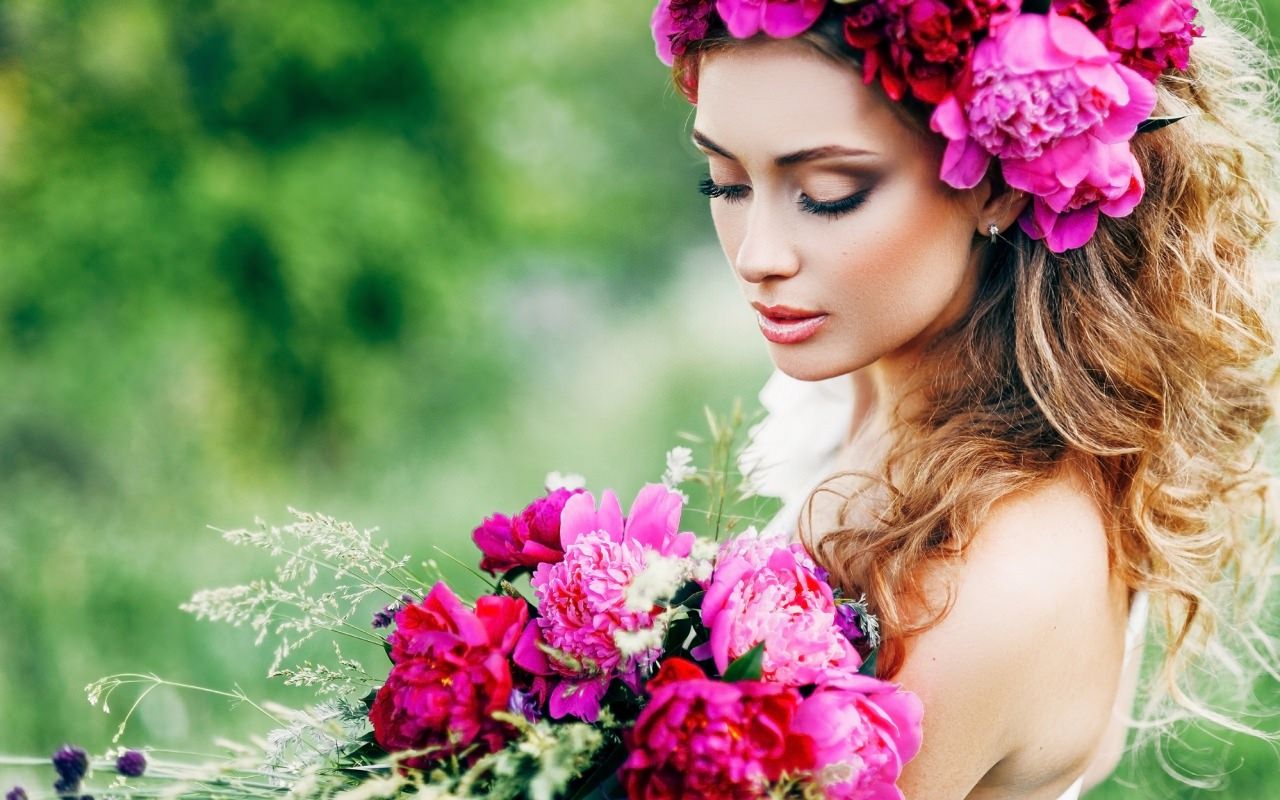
[669,0,1280,775]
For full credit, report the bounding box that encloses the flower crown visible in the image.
[651,0,1202,253]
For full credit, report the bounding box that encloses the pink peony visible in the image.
[715,0,826,39]
[619,658,815,799]
[651,0,716,66]
[1007,134,1145,251]
[1055,0,1203,80]
[471,487,584,575]
[792,674,925,800]
[843,0,1021,104]
[515,484,695,721]
[695,530,863,685]
[371,583,528,766]
[929,11,1156,252]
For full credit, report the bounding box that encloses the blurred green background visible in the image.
[0,1,1277,798]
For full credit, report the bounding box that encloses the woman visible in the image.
[651,1,1280,798]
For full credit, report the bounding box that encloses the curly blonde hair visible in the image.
[670,0,1280,778]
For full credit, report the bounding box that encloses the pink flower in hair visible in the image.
[715,0,827,39]
[1007,135,1145,251]
[930,11,1156,252]
[514,484,696,722]
[1055,0,1203,80]
[651,0,716,66]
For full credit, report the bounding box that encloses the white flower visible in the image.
[661,446,697,488]
[545,471,587,491]
[625,552,689,613]
[613,625,666,658]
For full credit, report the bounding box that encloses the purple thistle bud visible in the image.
[834,602,866,644]
[5,787,28,800]
[51,745,89,784]
[115,750,146,778]
[53,775,79,797]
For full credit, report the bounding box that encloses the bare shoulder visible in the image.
[894,463,1131,798]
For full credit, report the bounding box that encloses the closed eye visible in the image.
[698,175,750,203]
[800,188,873,218]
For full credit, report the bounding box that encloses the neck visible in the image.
[846,244,988,447]
[846,348,930,450]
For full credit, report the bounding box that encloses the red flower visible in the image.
[619,658,815,799]
[371,582,528,766]
[843,0,1020,104]
[652,0,717,66]
[472,487,584,575]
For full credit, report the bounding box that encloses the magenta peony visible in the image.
[843,0,1020,104]
[472,487,584,575]
[387,580,526,664]
[371,583,528,766]
[1055,0,1203,80]
[929,11,1157,252]
[1006,134,1145,251]
[695,529,863,685]
[714,0,827,39]
[515,484,695,721]
[651,0,716,66]
[619,658,815,799]
[792,673,924,800]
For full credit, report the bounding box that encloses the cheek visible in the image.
[818,190,975,341]
[709,205,744,268]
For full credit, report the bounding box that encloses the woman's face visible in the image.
[692,39,988,382]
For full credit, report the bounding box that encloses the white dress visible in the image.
[739,368,1149,800]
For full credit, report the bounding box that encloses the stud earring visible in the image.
[987,222,1000,238]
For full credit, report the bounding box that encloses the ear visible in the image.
[974,181,1030,238]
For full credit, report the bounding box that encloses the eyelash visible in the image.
[698,175,871,218]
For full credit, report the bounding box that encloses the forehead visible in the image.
[693,39,909,156]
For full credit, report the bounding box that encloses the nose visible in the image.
[733,200,800,284]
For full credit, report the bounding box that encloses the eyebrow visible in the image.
[691,129,877,166]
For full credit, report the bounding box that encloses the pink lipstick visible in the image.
[752,303,829,344]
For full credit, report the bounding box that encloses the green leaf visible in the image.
[661,617,693,654]
[723,641,766,682]
[858,648,879,677]
[1136,114,1188,134]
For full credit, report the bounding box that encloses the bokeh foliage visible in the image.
[0,1,1278,798]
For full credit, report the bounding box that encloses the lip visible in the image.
[755,310,829,344]
[751,302,826,320]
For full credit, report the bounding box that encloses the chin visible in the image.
[768,347,863,382]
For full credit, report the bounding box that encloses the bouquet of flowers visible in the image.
[2,407,922,800]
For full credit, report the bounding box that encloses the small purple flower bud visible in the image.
[371,594,418,629]
[835,602,866,644]
[508,688,541,723]
[5,787,28,800]
[811,564,830,584]
[115,750,146,778]
[51,745,89,784]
